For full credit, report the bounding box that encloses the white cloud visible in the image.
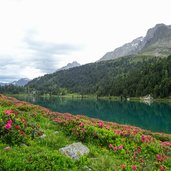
[0,0,171,82]
[21,66,45,79]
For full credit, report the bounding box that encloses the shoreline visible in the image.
[3,94,171,136]
[0,94,171,170]
[7,94,171,134]
[9,93,171,103]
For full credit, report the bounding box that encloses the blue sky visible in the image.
[0,0,171,82]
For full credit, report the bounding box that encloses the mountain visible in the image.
[11,78,31,86]
[27,55,171,98]
[57,61,81,71]
[0,82,7,86]
[27,23,171,98]
[0,78,31,87]
[99,23,171,61]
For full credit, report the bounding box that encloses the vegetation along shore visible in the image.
[0,94,171,170]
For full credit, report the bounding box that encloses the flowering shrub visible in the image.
[0,95,171,170]
[0,107,41,145]
[51,112,171,170]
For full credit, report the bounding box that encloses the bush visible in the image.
[0,109,41,145]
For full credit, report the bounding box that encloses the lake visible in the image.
[13,95,171,134]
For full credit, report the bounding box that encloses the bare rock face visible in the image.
[59,142,89,160]
[99,23,171,61]
[100,36,144,61]
[57,61,81,71]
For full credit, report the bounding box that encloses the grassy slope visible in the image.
[0,95,171,171]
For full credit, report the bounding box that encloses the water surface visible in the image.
[14,96,171,133]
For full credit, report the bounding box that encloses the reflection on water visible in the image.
[14,96,171,133]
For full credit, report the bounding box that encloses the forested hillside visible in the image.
[0,85,25,94]
[27,55,171,98]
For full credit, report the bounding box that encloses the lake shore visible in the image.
[8,93,171,102]
[0,94,171,170]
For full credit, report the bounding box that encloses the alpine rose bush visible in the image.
[0,109,41,145]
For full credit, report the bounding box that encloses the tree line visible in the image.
[27,55,171,98]
[1,55,170,98]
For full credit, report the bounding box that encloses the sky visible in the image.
[0,0,171,82]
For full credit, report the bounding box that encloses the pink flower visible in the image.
[140,159,144,163]
[132,165,137,170]
[4,110,14,115]
[15,125,19,129]
[108,144,113,149]
[98,121,104,128]
[121,164,125,169]
[4,123,12,129]
[160,167,165,171]
[118,145,123,150]
[161,141,171,147]
[156,154,167,162]
[80,122,84,127]
[113,146,118,150]
[7,120,13,124]
[134,151,138,155]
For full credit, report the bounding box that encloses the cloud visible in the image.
[0,32,81,82]
[25,37,78,55]
[23,34,80,73]
[0,62,21,82]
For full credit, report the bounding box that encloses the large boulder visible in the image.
[59,142,89,160]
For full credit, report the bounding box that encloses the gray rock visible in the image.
[4,146,11,151]
[59,142,89,160]
[39,134,46,138]
[83,166,92,171]
[20,143,27,147]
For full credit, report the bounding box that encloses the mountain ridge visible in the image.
[0,78,31,87]
[99,23,171,61]
[57,61,81,71]
[27,55,171,98]
[26,23,171,98]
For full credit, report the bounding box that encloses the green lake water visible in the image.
[14,96,171,134]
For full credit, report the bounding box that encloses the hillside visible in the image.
[27,55,171,98]
[0,95,171,170]
[99,24,171,61]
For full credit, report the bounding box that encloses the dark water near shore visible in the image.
[14,95,171,133]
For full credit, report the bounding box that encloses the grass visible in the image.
[0,94,171,170]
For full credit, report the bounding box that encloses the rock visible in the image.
[59,142,89,160]
[83,166,92,171]
[20,143,27,147]
[4,146,11,151]
[39,134,46,138]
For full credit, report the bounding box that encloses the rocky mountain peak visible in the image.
[12,78,31,86]
[143,24,169,45]
[57,61,81,71]
[0,78,31,86]
[99,23,171,61]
